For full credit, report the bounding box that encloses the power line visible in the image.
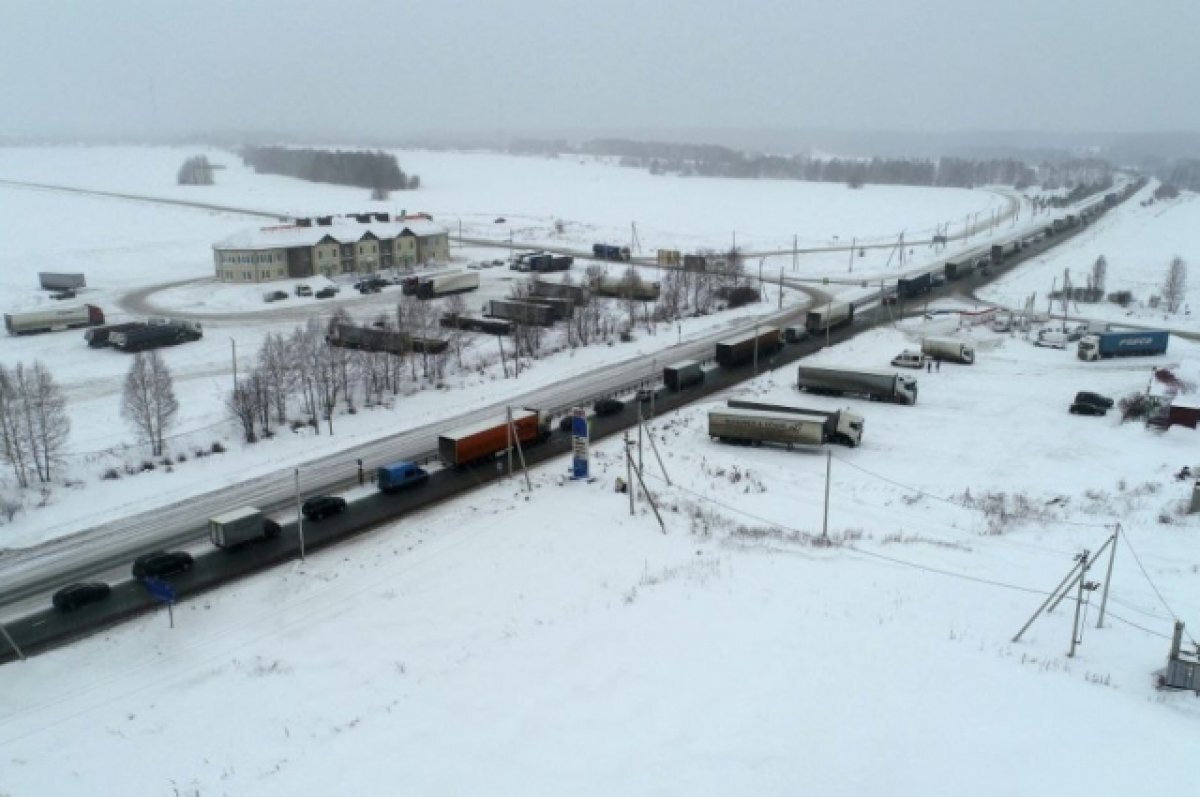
[1120,529,1197,646]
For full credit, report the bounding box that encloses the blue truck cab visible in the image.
[377,461,429,492]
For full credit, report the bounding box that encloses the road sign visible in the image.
[142,577,176,604]
[570,407,589,479]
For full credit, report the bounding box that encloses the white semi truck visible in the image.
[708,406,863,449]
[797,364,918,405]
[724,400,864,447]
[921,337,975,364]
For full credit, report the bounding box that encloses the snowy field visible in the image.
[1,310,1197,795]
[0,147,1017,546]
[979,182,1200,335]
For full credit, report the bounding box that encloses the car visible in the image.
[930,273,946,287]
[302,495,347,521]
[491,260,505,267]
[594,398,625,416]
[357,285,381,294]
[131,550,194,580]
[50,289,77,300]
[881,292,898,305]
[52,582,112,612]
[558,415,575,432]
[295,284,313,297]
[1074,391,1114,409]
[494,217,506,223]
[315,287,337,299]
[1069,401,1107,416]
[263,290,288,303]
[636,387,654,403]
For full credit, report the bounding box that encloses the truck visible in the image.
[526,254,573,273]
[326,324,449,355]
[416,271,480,299]
[797,364,918,405]
[209,506,280,548]
[376,460,429,492]
[783,326,809,344]
[896,273,931,299]
[592,276,661,301]
[109,319,202,352]
[439,314,514,336]
[483,299,557,327]
[526,296,574,321]
[592,243,631,261]
[531,279,589,306]
[437,409,551,468]
[990,242,1020,264]
[715,327,782,368]
[1077,329,1169,361]
[708,407,864,449]
[663,360,704,391]
[921,337,975,364]
[725,400,864,447]
[5,304,105,335]
[38,272,87,291]
[85,322,143,348]
[804,301,854,335]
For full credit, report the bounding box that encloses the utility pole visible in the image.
[624,432,634,515]
[230,338,238,391]
[821,450,831,543]
[1096,524,1119,628]
[753,323,760,376]
[848,236,855,272]
[1068,550,1090,658]
[506,406,513,479]
[778,269,784,309]
[793,234,798,272]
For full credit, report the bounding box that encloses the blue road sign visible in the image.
[142,577,176,604]
[571,407,589,479]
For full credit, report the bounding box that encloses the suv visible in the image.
[315,286,338,299]
[594,398,625,416]
[52,582,112,612]
[263,290,288,303]
[295,284,313,297]
[132,550,194,580]
[1074,391,1114,410]
[1069,401,1107,416]
[302,495,347,521]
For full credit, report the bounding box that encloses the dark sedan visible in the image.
[52,582,112,612]
[1069,401,1107,416]
[594,398,625,416]
[131,550,194,580]
[302,495,348,520]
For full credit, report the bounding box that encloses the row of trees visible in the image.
[177,155,215,185]
[0,363,68,489]
[241,147,419,191]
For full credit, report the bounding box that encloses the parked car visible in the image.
[263,290,288,303]
[494,217,506,223]
[302,495,347,520]
[1075,391,1114,409]
[558,415,574,432]
[594,398,625,416]
[295,284,313,297]
[315,287,338,299]
[930,273,946,287]
[52,582,112,612]
[50,289,77,300]
[636,387,654,403]
[131,550,194,580]
[1069,401,1107,416]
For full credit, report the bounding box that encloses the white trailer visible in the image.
[797,364,918,405]
[416,271,480,299]
[209,506,277,548]
[725,400,864,446]
[5,304,105,335]
[921,337,975,364]
[708,408,860,449]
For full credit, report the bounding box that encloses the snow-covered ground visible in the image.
[980,182,1200,335]
[1,309,1197,796]
[0,146,1017,546]
[1,148,1197,795]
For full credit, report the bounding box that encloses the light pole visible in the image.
[295,468,306,562]
[230,338,238,391]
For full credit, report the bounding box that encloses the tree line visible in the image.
[510,137,1117,191]
[241,146,419,191]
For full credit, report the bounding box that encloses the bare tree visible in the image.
[226,380,260,443]
[121,351,179,456]
[0,365,32,487]
[29,363,69,482]
[1091,255,1107,296]
[1163,256,1188,313]
[257,331,295,424]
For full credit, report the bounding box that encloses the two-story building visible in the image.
[213,213,450,283]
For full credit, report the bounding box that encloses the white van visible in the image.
[890,350,925,368]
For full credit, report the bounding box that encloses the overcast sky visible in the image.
[3,0,1197,142]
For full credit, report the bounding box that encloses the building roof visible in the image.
[214,216,447,251]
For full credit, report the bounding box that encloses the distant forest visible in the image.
[508,138,1115,192]
[241,147,419,191]
[1159,159,1200,192]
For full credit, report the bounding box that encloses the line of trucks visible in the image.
[85,318,203,352]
